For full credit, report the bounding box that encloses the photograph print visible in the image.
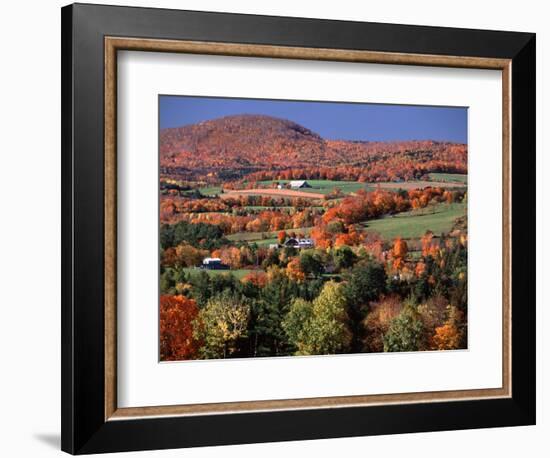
[159,96,468,362]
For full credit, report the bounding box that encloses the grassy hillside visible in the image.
[359,202,466,240]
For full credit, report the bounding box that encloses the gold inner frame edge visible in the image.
[104,37,512,421]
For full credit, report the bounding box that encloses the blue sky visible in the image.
[159,95,467,143]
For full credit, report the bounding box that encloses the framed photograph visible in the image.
[61,3,536,454]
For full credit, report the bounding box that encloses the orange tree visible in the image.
[160,295,202,361]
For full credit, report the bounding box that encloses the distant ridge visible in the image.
[160,114,467,182]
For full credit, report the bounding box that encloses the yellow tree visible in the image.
[431,306,465,350]
[195,292,250,359]
[283,281,351,356]
[216,246,242,269]
[174,243,208,267]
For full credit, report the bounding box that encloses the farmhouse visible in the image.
[201,257,229,270]
[284,238,314,249]
[289,180,312,189]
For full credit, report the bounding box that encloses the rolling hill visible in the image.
[160,114,467,183]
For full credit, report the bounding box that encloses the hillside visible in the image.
[160,114,327,168]
[160,114,467,183]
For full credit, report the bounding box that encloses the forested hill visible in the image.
[160,114,467,182]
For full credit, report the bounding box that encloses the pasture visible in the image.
[182,267,258,280]
[428,173,468,184]
[258,179,368,195]
[227,226,314,245]
[359,202,466,240]
[198,186,222,196]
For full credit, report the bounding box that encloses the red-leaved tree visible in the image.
[160,295,202,361]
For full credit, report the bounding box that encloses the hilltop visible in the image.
[160,114,467,183]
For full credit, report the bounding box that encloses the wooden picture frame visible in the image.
[62,3,536,454]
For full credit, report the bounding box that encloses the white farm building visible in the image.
[289,180,312,189]
[284,238,314,249]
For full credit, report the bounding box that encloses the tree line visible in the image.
[160,231,467,360]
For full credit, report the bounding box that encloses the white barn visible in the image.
[289,180,311,189]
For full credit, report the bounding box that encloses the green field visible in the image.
[428,173,468,184]
[201,177,465,198]
[255,238,279,246]
[227,232,274,242]
[182,267,258,280]
[227,226,313,245]
[198,186,222,196]
[258,179,368,195]
[359,202,466,240]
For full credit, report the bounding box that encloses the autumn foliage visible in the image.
[286,258,306,282]
[160,115,466,186]
[391,237,408,270]
[160,295,201,361]
[157,113,468,360]
[241,271,268,287]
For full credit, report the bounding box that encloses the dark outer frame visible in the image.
[61,3,536,454]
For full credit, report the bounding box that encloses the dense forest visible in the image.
[159,114,468,361]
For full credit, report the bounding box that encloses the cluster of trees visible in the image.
[160,220,229,251]
[160,228,468,361]
[239,160,466,188]
[161,197,230,216]
[159,178,194,196]
[228,141,466,186]
[161,205,324,233]
[222,194,317,209]
[160,219,384,274]
[161,193,318,217]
